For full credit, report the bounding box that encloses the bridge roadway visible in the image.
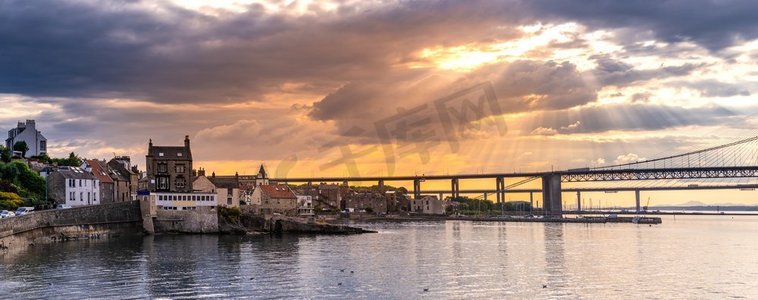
[238,166,758,183]
[218,166,758,217]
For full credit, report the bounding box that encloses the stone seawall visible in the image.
[0,201,143,252]
[154,207,219,233]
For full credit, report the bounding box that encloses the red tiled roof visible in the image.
[85,159,114,183]
[259,185,296,199]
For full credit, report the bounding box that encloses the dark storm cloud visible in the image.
[1,0,753,106]
[0,0,525,103]
[525,0,758,51]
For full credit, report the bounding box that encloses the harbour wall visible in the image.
[0,201,144,253]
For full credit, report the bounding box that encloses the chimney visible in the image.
[184,135,190,148]
[211,171,215,179]
[26,120,35,130]
[149,138,153,148]
[198,168,206,177]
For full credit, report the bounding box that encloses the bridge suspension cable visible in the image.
[591,135,758,171]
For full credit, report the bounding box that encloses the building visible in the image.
[47,166,100,207]
[250,184,298,215]
[108,156,139,201]
[192,169,241,208]
[81,159,115,204]
[145,136,193,193]
[5,120,47,157]
[411,195,446,215]
[151,192,218,211]
[297,195,314,216]
[253,165,269,186]
[316,183,346,211]
[345,191,387,214]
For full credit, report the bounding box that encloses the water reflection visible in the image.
[1,216,757,299]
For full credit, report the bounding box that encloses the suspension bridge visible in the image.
[227,135,758,217]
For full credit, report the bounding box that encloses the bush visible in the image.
[0,191,23,210]
[219,206,242,223]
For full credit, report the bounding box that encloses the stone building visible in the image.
[145,136,193,193]
[47,166,100,207]
[315,183,346,211]
[108,156,139,201]
[81,159,114,204]
[251,184,298,215]
[345,191,388,214]
[192,169,241,208]
[5,120,47,157]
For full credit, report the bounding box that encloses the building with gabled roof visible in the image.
[251,184,297,215]
[5,120,47,157]
[145,136,193,193]
[82,159,115,204]
[108,156,139,201]
[192,168,240,208]
[47,166,100,207]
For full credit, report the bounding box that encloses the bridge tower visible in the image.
[495,177,505,203]
[542,174,563,218]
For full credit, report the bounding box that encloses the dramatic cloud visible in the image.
[525,0,758,51]
[1,0,756,181]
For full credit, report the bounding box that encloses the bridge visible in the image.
[224,135,758,218]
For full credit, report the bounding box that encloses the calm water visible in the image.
[1,215,758,299]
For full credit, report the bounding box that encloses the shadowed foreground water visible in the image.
[1,215,758,299]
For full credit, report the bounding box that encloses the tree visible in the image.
[13,141,29,158]
[0,191,23,210]
[0,146,10,163]
[0,161,46,206]
[51,152,82,167]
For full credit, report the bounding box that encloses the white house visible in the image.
[5,120,47,157]
[47,167,100,207]
[297,195,314,216]
[411,195,446,215]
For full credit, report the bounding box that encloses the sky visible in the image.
[2,0,758,205]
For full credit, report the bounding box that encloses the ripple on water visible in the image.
[2,218,758,298]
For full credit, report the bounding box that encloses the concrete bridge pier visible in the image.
[529,192,534,210]
[413,178,421,199]
[635,190,641,213]
[576,191,582,212]
[542,174,563,218]
[451,178,460,199]
[378,180,384,190]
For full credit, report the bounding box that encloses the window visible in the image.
[80,192,83,201]
[79,179,82,187]
[157,176,169,190]
[176,164,185,173]
[159,152,164,157]
[40,140,46,152]
[176,177,186,189]
[177,152,183,157]
[157,163,167,173]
